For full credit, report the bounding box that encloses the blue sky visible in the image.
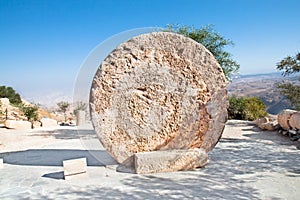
[0,0,299,104]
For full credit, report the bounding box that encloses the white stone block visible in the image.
[0,158,3,168]
[4,120,31,130]
[63,158,87,180]
[135,148,208,174]
[76,110,86,126]
[41,118,58,128]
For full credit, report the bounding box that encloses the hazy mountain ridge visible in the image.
[22,73,297,115]
[227,72,296,114]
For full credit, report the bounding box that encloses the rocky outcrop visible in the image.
[90,32,228,168]
[0,98,10,109]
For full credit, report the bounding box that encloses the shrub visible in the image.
[57,101,70,122]
[19,104,39,122]
[73,101,87,115]
[228,96,267,121]
[0,86,22,105]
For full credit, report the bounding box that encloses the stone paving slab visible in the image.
[0,121,299,199]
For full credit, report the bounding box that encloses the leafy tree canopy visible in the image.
[276,53,300,76]
[20,104,39,122]
[276,52,300,110]
[57,101,70,113]
[0,85,22,105]
[73,101,87,115]
[57,101,70,122]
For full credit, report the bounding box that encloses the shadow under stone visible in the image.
[2,149,117,166]
[42,171,64,180]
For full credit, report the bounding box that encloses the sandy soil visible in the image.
[0,120,299,199]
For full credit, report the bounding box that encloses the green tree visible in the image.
[0,86,22,105]
[57,101,70,122]
[228,96,267,121]
[165,24,240,81]
[276,52,300,110]
[19,104,39,128]
[73,101,87,115]
[20,104,39,121]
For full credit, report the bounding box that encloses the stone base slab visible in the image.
[134,148,208,174]
[63,158,87,180]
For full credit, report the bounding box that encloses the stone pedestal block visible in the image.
[63,158,87,180]
[76,110,86,126]
[134,148,208,174]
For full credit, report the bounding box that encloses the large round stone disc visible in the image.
[90,32,228,165]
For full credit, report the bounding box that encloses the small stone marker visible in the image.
[0,158,3,169]
[76,110,86,126]
[134,148,208,174]
[63,158,87,180]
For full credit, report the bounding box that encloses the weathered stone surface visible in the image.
[63,158,87,180]
[278,110,297,130]
[32,121,42,129]
[4,120,31,130]
[0,98,10,109]
[135,148,208,174]
[259,121,279,131]
[76,110,86,126]
[40,118,57,128]
[289,112,300,130]
[255,117,269,127]
[90,32,228,166]
[0,158,3,168]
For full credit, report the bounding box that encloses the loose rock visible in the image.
[277,110,297,130]
[259,120,279,131]
[289,112,300,130]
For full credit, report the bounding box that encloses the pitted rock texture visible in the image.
[90,32,228,165]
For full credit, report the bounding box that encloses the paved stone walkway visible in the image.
[0,121,299,199]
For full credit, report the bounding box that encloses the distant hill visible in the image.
[227,72,296,114]
[0,98,57,123]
